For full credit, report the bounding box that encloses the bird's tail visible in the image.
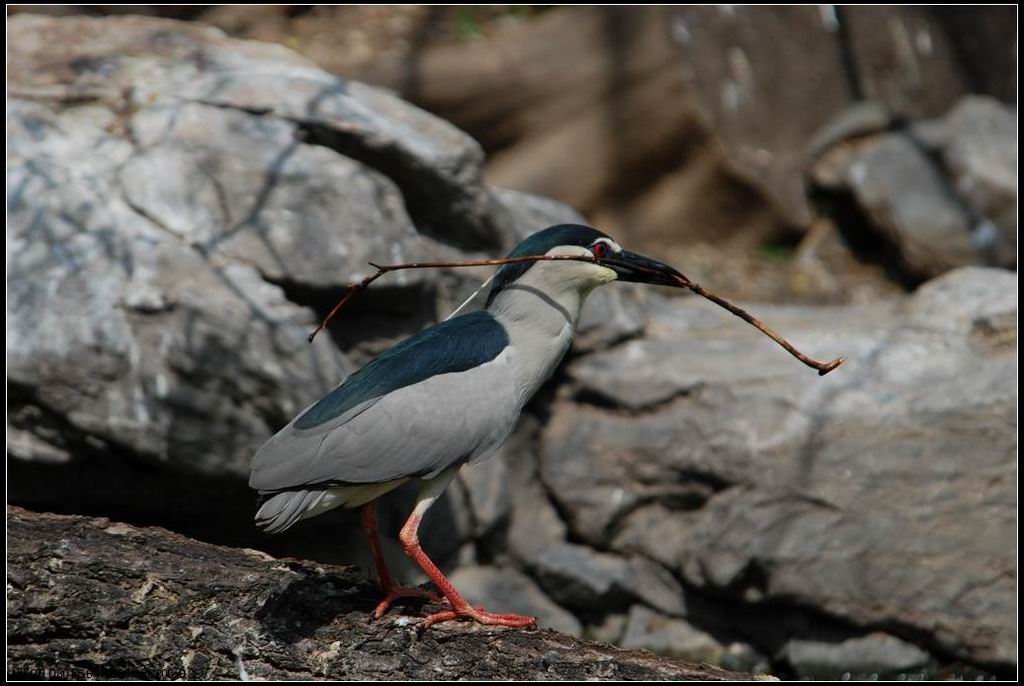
[254,482,406,534]
[255,489,330,534]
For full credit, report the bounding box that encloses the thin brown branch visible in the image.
[599,260,846,376]
[308,255,845,376]
[678,281,844,375]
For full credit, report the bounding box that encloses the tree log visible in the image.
[6,507,752,680]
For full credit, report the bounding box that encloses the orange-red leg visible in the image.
[360,501,441,618]
[398,488,536,630]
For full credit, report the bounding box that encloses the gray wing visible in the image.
[249,349,521,491]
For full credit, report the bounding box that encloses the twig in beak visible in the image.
[674,278,845,376]
[605,260,846,376]
[307,255,845,376]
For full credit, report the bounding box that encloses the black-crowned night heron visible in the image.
[249,224,682,628]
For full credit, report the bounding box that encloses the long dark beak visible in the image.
[605,250,684,287]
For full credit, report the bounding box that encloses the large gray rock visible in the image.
[812,97,1017,280]
[529,543,686,618]
[8,14,516,253]
[5,14,585,561]
[541,267,1016,669]
[622,605,723,662]
[813,132,985,278]
[9,15,445,478]
[919,96,1017,266]
[621,605,767,672]
[781,632,931,680]
[7,94,346,478]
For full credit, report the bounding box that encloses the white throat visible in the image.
[486,250,616,403]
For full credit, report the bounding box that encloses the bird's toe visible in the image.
[420,606,537,629]
[372,586,444,620]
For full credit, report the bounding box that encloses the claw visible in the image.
[421,605,537,629]
[372,586,444,620]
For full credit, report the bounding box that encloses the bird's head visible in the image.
[486,224,682,306]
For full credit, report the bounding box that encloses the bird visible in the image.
[249,223,683,629]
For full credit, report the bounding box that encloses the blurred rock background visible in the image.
[6,6,1017,680]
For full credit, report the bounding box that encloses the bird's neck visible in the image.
[487,281,592,402]
[488,282,586,338]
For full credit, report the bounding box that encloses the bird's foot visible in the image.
[420,605,537,630]
[373,586,443,619]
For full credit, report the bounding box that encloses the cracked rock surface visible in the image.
[542,267,1016,669]
[7,14,564,512]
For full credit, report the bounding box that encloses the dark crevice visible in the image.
[599,486,716,548]
[574,324,648,356]
[451,475,482,561]
[184,98,272,117]
[571,385,696,416]
[289,118,505,254]
[669,466,733,494]
[396,6,448,104]
[803,105,928,292]
[600,464,735,547]
[832,6,864,102]
[119,187,183,243]
[185,97,508,254]
[663,562,1009,680]
[8,382,259,549]
[808,184,925,292]
[8,381,161,472]
[259,273,438,357]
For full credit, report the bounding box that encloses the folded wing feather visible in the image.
[249,311,518,492]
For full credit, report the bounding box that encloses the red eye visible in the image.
[592,242,609,258]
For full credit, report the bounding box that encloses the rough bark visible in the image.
[6,507,752,681]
